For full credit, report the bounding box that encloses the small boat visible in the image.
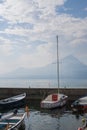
[0,93,26,110]
[0,109,25,130]
[40,36,68,109]
[71,96,87,112]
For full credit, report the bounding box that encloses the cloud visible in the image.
[84,8,87,11]
[0,0,67,24]
[0,0,87,74]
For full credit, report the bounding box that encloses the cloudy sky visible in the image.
[0,0,87,74]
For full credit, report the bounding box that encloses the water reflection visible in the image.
[0,102,87,130]
[25,107,62,130]
[24,105,87,130]
[40,107,67,130]
[40,106,66,118]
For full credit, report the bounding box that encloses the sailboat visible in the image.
[40,36,68,109]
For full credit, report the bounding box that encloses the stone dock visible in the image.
[0,88,87,102]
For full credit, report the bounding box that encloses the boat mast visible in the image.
[56,35,59,94]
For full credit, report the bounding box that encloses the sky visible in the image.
[0,0,87,74]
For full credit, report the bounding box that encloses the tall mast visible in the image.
[56,35,59,94]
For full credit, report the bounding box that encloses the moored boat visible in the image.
[0,109,25,130]
[40,36,68,109]
[0,93,26,110]
[71,96,87,112]
[41,93,68,109]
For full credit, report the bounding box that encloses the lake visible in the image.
[0,78,87,88]
[0,100,86,130]
[23,100,87,130]
[24,106,85,130]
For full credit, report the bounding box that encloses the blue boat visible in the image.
[0,109,25,130]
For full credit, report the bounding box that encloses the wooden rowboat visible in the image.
[0,109,25,130]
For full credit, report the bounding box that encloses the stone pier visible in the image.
[0,88,87,102]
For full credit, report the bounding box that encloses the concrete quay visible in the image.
[0,88,87,102]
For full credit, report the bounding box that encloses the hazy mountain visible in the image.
[60,55,87,79]
[1,55,87,79]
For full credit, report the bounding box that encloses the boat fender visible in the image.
[25,106,29,112]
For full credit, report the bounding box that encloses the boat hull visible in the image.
[0,110,25,130]
[71,96,87,112]
[41,95,68,109]
[71,104,87,112]
[41,99,67,109]
[0,93,26,110]
[0,99,25,110]
[8,113,25,130]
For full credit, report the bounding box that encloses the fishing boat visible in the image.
[40,36,68,109]
[0,109,25,130]
[71,96,87,112]
[0,93,26,110]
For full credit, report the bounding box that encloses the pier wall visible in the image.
[0,88,87,101]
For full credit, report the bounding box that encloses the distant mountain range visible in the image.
[1,55,87,79]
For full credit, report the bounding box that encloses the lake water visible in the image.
[0,101,86,130]
[24,106,85,130]
[0,78,87,88]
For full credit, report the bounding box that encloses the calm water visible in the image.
[0,102,86,130]
[24,107,85,130]
[24,100,86,130]
[0,78,87,88]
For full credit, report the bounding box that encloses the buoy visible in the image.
[25,105,29,117]
[25,105,29,112]
[6,123,9,130]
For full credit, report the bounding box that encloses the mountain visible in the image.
[1,55,87,79]
[60,55,87,79]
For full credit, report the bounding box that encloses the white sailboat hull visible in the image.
[41,94,68,109]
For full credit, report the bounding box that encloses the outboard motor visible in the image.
[13,109,18,115]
